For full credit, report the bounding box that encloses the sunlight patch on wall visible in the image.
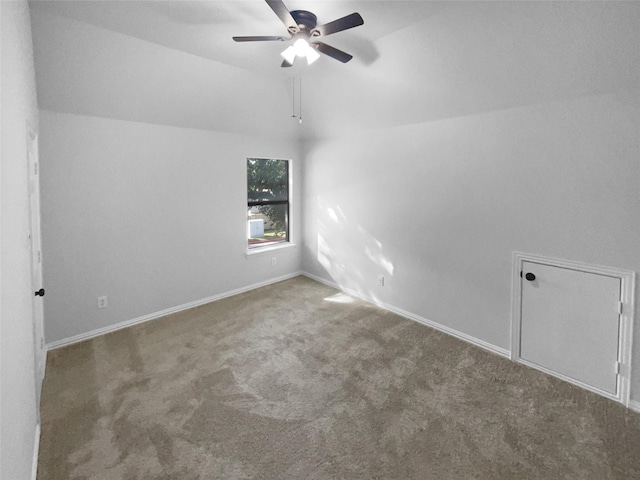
[327,207,339,223]
[317,233,333,272]
[364,246,395,276]
[315,195,394,305]
[358,225,395,276]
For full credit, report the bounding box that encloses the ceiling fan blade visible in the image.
[266,0,299,33]
[314,42,353,63]
[233,36,288,42]
[281,58,294,68]
[314,13,363,37]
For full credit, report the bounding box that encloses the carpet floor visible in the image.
[37,276,640,479]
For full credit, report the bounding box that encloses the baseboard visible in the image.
[47,271,303,350]
[302,272,510,359]
[629,400,640,413]
[31,423,40,480]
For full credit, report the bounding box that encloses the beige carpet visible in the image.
[38,276,640,479]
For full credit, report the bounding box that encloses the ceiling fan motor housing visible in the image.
[290,10,318,36]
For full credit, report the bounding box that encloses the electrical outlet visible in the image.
[271,257,277,266]
[377,275,384,286]
[97,296,108,309]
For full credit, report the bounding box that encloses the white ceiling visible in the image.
[29,1,444,78]
[29,1,640,138]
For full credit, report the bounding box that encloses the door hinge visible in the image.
[34,162,38,175]
[617,302,623,314]
[615,361,621,375]
[38,250,41,264]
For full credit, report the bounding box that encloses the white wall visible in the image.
[40,111,301,344]
[302,91,640,401]
[0,1,41,478]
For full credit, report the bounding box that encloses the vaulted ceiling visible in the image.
[29,1,640,138]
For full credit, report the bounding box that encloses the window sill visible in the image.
[245,242,297,257]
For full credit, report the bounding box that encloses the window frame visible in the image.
[246,157,292,252]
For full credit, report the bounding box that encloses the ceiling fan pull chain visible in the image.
[291,77,296,118]
[299,77,303,124]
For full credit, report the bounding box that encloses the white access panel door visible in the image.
[520,261,621,395]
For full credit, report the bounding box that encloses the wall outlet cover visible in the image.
[97,296,108,309]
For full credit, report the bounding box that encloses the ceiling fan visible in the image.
[232,0,364,67]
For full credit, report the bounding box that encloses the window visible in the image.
[247,158,289,249]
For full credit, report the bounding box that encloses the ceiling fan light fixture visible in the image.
[306,46,320,65]
[293,38,310,57]
[280,45,296,64]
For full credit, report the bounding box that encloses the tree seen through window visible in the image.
[247,158,289,248]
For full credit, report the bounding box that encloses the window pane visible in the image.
[248,204,288,248]
[247,158,288,202]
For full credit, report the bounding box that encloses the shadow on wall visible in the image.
[315,195,394,305]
